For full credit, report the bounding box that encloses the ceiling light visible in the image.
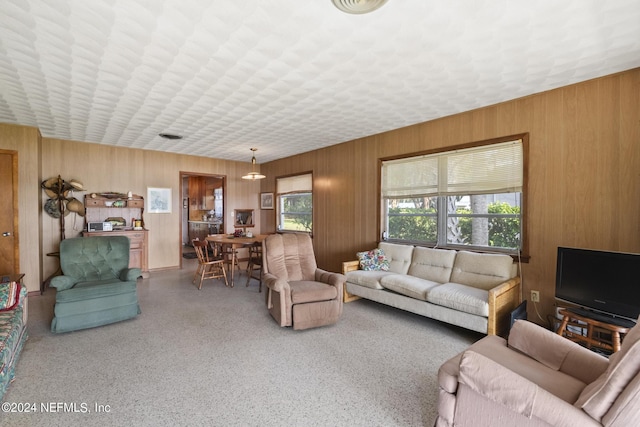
[332,0,388,14]
[241,148,266,180]
[159,133,183,140]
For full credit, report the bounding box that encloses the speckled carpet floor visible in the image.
[2,259,480,427]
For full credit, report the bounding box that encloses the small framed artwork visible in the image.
[147,187,172,213]
[260,192,274,210]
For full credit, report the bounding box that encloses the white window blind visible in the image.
[382,140,522,198]
[277,173,312,194]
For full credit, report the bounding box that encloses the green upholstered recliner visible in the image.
[50,236,141,333]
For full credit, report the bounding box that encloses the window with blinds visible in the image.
[276,173,313,233]
[381,136,526,254]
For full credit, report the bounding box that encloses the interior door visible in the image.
[0,151,18,274]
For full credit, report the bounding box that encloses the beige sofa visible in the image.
[436,318,640,426]
[342,242,520,335]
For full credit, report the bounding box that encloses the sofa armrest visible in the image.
[49,275,77,291]
[459,350,600,426]
[508,319,609,384]
[341,260,361,302]
[487,276,521,336]
[341,260,360,274]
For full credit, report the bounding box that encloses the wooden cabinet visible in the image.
[189,177,213,210]
[188,222,208,242]
[82,230,149,277]
[83,194,149,277]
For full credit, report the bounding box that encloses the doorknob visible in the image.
[2,232,11,237]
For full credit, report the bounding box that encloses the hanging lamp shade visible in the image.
[242,148,266,180]
[332,0,388,14]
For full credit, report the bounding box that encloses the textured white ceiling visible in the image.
[1,0,639,163]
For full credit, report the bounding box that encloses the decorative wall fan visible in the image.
[41,175,85,240]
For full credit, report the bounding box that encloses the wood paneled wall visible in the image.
[2,67,638,304]
[260,68,640,321]
[0,124,41,293]
[37,139,262,288]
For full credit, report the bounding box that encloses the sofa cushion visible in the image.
[575,316,640,421]
[408,247,456,283]
[345,270,393,290]
[450,251,514,290]
[378,242,413,274]
[380,274,440,301]
[356,248,389,271]
[426,282,489,316]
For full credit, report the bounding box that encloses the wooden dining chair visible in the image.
[245,242,263,292]
[192,239,228,290]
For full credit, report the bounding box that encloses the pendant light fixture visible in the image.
[241,148,266,180]
[332,0,388,14]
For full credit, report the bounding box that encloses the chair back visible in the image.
[263,233,317,281]
[192,239,217,263]
[59,236,130,281]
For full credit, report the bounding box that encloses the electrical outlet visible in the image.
[531,290,540,303]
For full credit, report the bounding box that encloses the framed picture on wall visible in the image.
[260,192,274,210]
[147,187,172,213]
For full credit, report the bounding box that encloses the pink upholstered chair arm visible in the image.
[508,320,609,384]
[262,273,289,293]
[315,268,346,287]
[315,269,345,298]
[459,351,600,426]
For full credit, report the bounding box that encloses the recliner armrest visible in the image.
[508,320,608,383]
[120,268,142,281]
[459,350,599,426]
[315,268,346,287]
[49,275,77,291]
[263,273,289,293]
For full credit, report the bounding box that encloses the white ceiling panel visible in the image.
[1,0,639,163]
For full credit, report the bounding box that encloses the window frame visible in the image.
[276,172,314,234]
[379,134,529,259]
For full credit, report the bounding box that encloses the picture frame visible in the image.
[260,192,274,210]
[147,187,172,213]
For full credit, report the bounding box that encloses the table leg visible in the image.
[612,332,622,353]
[230,250,236,287]
[557,315,569,336]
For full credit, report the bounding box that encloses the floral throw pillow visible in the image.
[0,281,20,311]
[357,248,390,271]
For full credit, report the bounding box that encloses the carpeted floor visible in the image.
[182,251,198,259]
[2,260,481,426]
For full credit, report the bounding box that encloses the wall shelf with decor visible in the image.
[82,193,149,277]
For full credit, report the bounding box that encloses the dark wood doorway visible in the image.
[0,150,19,274]
[179,172,226,267]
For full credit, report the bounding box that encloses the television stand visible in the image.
[556,308,632,353]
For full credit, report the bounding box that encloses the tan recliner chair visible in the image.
[262,233,345,330]
[436,318,640,427]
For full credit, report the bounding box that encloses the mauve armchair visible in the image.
[262,233,345,330]
[436,318,640,427]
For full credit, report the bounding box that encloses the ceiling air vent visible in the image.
[159,133,183,140]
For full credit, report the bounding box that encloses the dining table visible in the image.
[206,234,268,287]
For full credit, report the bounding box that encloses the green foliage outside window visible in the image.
[389,201,520,249]
[281,193,312,232]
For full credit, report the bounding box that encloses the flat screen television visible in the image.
[555,247,640,323]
